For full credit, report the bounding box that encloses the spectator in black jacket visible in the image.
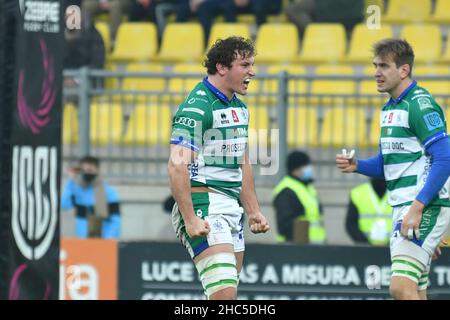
[272,150,326,244]
[64,16,105,90]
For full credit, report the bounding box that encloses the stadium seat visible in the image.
[287,106,319,147]
[310,65,355,106]
[248,105,270,146]
[109,23,158,63]
[427,0,450,24]
[417,80,450,98]
[243,65,306,107]
[267,14,288,23]
[102,62,119,90]
[62,103,79,144]
[123,104,172,145]
[156,23,204,63]
[319,107,368,148]
[268,64,307,89]
[267,65,308,106]
[297,23,346,64]
[166,63,205,105]
[122,63,166,103]
[415,65,450,76]
[440,30,450,64]
[369,108,381,148]
[95,22,111,55]
[383,0,432,23]
[400,24,442,64]
[415,65,450,99]
[255,23,299,64]
[236,14,255,24]
[345,23,393,64]
[90,103,123,144]
[207,23,251,50]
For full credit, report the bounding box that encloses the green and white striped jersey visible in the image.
[380,81,450,207]
[171,79,249,199]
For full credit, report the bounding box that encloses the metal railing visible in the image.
[62,68,450,185]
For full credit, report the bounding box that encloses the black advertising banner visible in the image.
[0,0,64,300]
[119,242,450,300]
[0,0,17,300]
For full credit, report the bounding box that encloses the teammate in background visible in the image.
[167,37,269,300]
[336,39,450,300]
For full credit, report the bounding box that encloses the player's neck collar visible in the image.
[387,80,417,106]
[203,77,236,104]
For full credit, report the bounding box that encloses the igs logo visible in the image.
[11,146,58,260]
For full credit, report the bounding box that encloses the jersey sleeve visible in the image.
[409,94,448,147]
[170,101,212,152]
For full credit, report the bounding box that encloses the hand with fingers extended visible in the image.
[185,216,210,238]
[432,238,448,261]
[336,148,357,173]
[248,211,270,234]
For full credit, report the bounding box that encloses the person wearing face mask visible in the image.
[272,150,326,244]
[61,155,121,238]
[345,178,392,246]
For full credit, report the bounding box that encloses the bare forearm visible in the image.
[168,163,196,222]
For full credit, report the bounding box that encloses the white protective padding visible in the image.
[195,252,238,298]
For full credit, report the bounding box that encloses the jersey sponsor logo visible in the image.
[388,112,394,124]
[220,112,230,124]
[412,93,431,100]
[187,97,208,104]
[231,110,239,123]
[240,108,248,121]
[221,142,246,153]
[233,127,248,137]
[174,116,197,128]
[195,90,207,96]
[380,141,404,151]
[381,110,409,128]
[382,128,393,135]
[183,107,205,116]
[212,219,224,231]
[189,162,199,177]
[423,112,444,131]
[414,89,424,94]
[418,97,433,110]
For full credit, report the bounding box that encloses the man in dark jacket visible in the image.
[272,150,326,244]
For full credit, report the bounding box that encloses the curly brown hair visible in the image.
[203,36,255,75]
